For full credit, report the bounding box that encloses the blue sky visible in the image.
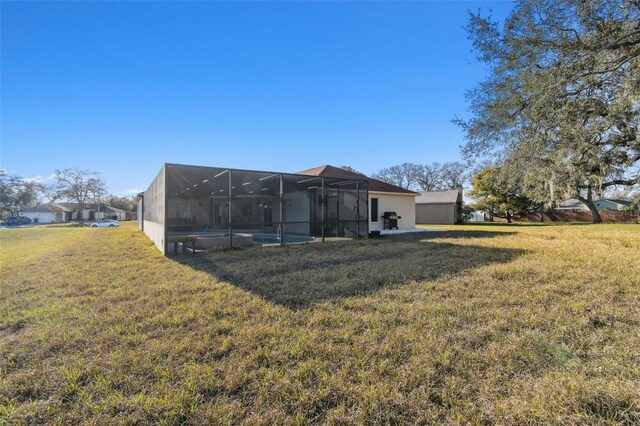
[1,1,514,196]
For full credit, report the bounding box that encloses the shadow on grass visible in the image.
[178,230,526,309]
[455,222,596,227]
[417,229,517,238]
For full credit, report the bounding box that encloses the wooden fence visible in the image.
[485,211,638,223]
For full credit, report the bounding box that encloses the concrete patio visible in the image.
[379,228,442,235]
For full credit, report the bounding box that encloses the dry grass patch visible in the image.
[1,222,639,424]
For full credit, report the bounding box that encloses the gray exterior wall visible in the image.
[416,203,456,224]
[141,165,166,254]
[142,220,166,254]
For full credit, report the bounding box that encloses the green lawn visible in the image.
[1,222,639,424]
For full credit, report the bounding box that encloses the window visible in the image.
[371,198,378,222]
[169,200,190,219]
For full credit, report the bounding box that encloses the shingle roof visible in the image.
[297,165,418,195]
[103,205,127,213]
[558,198,633,209]
[557,198,584,209]
[415,189,462,204]
[52,202,129,212]
[603,198,632,206]
[56,202,82,211]
[21,203,71,213]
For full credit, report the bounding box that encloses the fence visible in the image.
[485,211,638,223]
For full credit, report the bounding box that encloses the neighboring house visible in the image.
[21,203,129,222]
[556,198,632,212]
[19,203,73,223]
[136,163,417,254]
[56,203,128,221]
[297,165,419,232]
[415,188,463,224]
[555,198,590,212]
[594,199,632,211]
[97,205,128,221]
[468,211,485,222]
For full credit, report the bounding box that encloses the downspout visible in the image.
[365,181,369,236]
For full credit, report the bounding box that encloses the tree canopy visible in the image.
[456,0,640,223]
[372,163,423,190]
[0,171,41,217]
[53,169,106,224]
[105,195,135,212]
[339,166,364,175]
[374,162,469,191]
[469,166,542,223]
[440,161,468,189]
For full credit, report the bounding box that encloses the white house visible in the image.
[89,204,128,221]
[19,203,72,223]
[20,203,129,223]
[468,211,485,222]
[55,203,129,221]
[297,165,418,231]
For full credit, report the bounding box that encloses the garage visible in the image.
[19,204,70,224]
[415,188,463,224]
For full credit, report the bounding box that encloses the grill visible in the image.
[382,211,401,230]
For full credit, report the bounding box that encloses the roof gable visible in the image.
[53,202,130,212]
[21,203,70,213]
[559,198,632,208]
[415,189,462,204]
[600,198,632,206]
[297,165,418,195]
[557,198,584,208]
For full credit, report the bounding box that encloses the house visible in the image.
[19,203,73,223]
[555,198,589,212]
[468,210,485,222]
[297,165,419,232]
[414,188,463,224]
[136,163,417,254]
[95,205,128,221]
[56,203,128,221]
[556,198,632,212]
[19,203,129,223]
[594,199,633,211]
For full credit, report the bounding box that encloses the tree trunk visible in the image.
[539,205,545,222]
[577,191,602,224]
[506,211,512,223]
[78,202,85,227]
[489,206,494,222]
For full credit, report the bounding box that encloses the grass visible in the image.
[1,221,639,424]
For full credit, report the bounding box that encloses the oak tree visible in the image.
[53,169,106,225]
[373,163,422,190]
[469,167,542,223]
[456,0,640,223]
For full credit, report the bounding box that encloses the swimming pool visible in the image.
[251,233,315,246]
[168,231,315,248]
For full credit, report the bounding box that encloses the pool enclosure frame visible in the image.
[137,163,369,254]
